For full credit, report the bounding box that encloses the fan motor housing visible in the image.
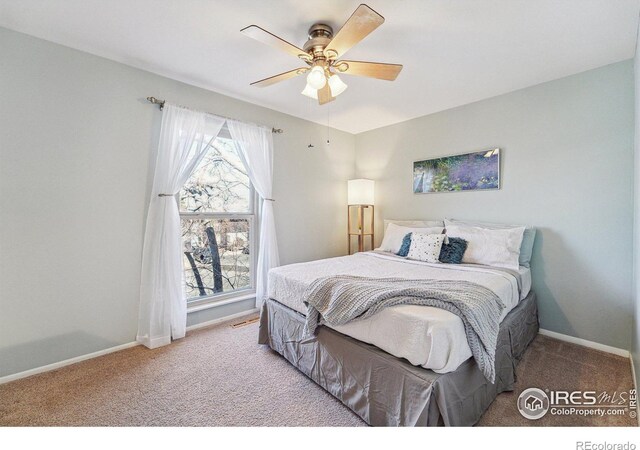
[303,23,334,57]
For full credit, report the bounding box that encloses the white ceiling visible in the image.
[1,0,638,134]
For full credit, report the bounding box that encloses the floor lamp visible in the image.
[347,179,375,254]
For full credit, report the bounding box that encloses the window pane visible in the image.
[182,218,251,300]
[180,138,250,213]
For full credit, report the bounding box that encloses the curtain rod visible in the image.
[145,97,284,134]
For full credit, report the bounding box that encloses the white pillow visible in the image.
[445,218,536,268]
[378,223,444,254]
[384,219,444,230]
[406,233,446,263]
[445,224,525,271]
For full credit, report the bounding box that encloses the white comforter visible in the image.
[268,251,531,374]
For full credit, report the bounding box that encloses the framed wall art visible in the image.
[413,148,500,194]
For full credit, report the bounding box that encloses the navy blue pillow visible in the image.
[439,237,468,264]
[396,233,413,257]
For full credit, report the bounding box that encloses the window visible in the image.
[180,136,255,304]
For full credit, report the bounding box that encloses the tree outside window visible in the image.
[179,137,255,302]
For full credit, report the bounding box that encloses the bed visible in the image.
[259,250,539,426]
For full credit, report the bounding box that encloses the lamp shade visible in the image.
[348,179,375,205]
[328,74,348,97]
[301,83,318,99]
[306,65,326,89]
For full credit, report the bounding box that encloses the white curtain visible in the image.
[227,119,280,307]
[137,104,226,349]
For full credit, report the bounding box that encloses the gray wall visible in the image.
[0,28,355,378]
[355,61,635,349]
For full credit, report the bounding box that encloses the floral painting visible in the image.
[413,148,500,193]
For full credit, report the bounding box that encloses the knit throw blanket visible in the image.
[302,276,505,383]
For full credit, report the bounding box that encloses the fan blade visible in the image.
[250,68,309,87]
[323,4,385,59]
[241,25,310,61]
[334,60,402,81]
[318,83,335,105]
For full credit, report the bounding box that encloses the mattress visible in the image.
[268,251,531,374]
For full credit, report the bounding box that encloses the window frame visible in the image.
[178,138,258,309]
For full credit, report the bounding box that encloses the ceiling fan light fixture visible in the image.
[301,83,318,99]
[242,4,402,105]
[328,74,348,97]
[307,65,327,89]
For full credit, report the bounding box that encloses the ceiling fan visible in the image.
[240,4,403,105]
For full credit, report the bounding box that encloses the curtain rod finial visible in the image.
[146,96,165,110]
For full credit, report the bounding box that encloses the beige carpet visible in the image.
[479,333,637,426]
[0,314,636,426]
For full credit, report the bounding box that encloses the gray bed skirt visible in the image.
[258,290,538,427]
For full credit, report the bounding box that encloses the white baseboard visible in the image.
[0,308,260,386]
[5,317,622,387]
[0,341,140,385]
[186,308,259,332]
[539,328,629,357]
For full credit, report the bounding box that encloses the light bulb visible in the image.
[328,74,348,97]
[301,83,318,99]
[306,65,326,90]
